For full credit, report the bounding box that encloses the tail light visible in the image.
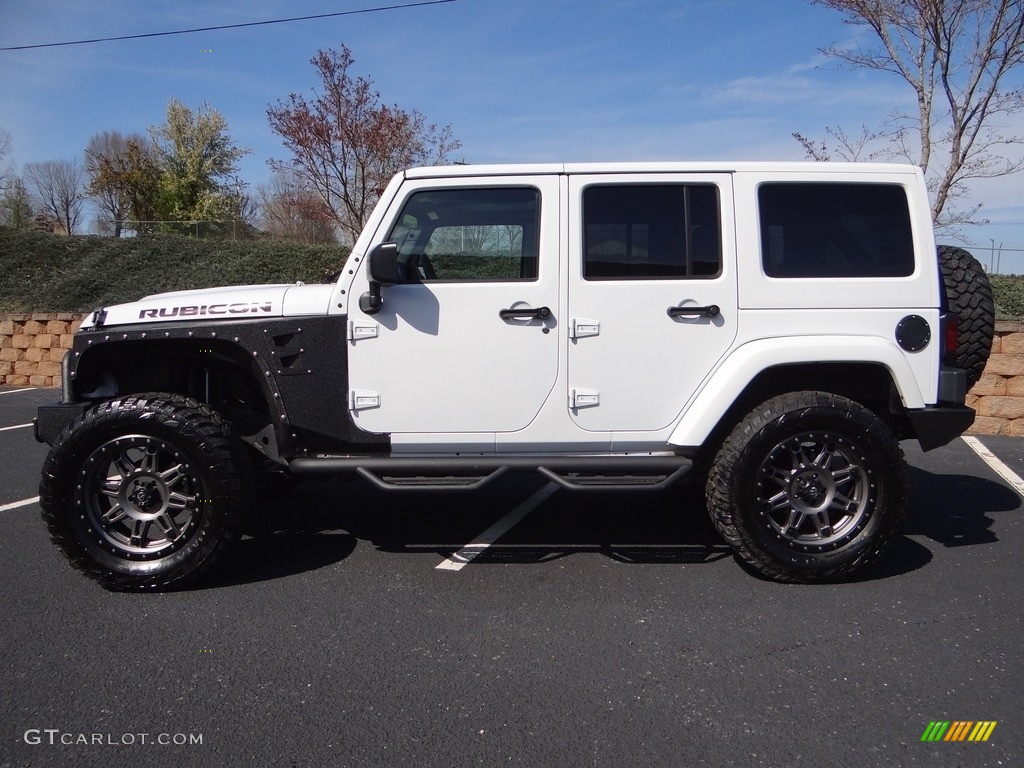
[942,313,959,365]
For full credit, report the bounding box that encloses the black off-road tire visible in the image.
[706,392,907,583]
[40,393,250,591]
[937,244,994,388]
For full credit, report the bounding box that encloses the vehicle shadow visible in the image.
[902,465,1018,547]
[201,529,358,589]
[827,463,1017,583]
[210,476,735,587]
[382,482,736,567]
[204,460,1019,587]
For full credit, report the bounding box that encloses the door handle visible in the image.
[500,306,551,320]
[667,304,720,318]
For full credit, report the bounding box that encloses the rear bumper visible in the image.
[909,405,975,451]
[937,365,968,404]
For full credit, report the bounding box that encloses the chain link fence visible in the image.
[105,219,339,245]
[121,220,254,240]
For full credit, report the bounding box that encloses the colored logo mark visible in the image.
[921,721,997,742]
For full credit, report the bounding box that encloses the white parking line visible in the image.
[0,388,35,396]
[962,436,1024,498]
[436,482,559,571]
[0,496,40,512]
[0,423,32,432]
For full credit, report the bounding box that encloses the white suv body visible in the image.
[38,162,987,589]
[329,163,941,453]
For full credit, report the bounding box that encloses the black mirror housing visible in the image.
[360,242,399,316]
[368,242,400,286]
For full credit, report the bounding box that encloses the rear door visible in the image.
[566,173,737,432]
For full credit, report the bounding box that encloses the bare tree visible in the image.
[84,134,162,234]
[256,168,337,244]
[267,45,461,244]
[228,176,260,228]
[84,131,137,237]
[793,124,881,162]
[0,128,14,194]
[797,0,1024,227]
[24,159,85,235]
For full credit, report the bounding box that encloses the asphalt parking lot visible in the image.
[1,385,1021,767]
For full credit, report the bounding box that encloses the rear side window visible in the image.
[583,185,721,280]
[386,187,540,281]
[758,183,914,278]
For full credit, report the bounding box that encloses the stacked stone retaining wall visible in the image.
[2,313,1023,436]
[0,313,84,388]
[965,321,1024,436]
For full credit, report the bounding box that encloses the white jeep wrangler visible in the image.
[35,162,993,590]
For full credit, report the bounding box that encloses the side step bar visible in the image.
[289,455,692,492]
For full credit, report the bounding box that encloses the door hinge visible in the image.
[569,318,600,340]
[570,388,600,408]
[348,320,379,341]
[350,390,381,410]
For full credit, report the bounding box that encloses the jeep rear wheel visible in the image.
[938,244,994,388]
[706,392,907,582]
[40,393,249,591]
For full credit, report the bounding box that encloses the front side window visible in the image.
[386,187,540,281]
[583,184,721,280]
[758,183,915,278]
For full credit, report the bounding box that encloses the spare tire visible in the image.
[937,245,994,389]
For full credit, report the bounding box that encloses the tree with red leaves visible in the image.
[267,45,461,244]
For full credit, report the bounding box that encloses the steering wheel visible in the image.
[414,253,438,281]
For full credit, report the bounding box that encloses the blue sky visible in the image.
[2,0,1022,270]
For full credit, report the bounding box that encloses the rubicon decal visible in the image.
[920,721,997,742]
[139,302,274,319]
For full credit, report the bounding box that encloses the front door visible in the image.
[346,176,560,440]
[566,174,738,433]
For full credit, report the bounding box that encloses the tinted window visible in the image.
[387,188,540,281]
[759,183,914,278]
[583,185,721,280]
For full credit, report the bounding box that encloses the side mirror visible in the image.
[368,242,400,285]
[360,242,399,315]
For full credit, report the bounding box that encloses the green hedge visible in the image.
[990,275,1024,321]
[3,229,1024,319]
[0,230,349,312]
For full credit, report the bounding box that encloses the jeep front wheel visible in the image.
[40,393,250,591]
[706,392,907,582]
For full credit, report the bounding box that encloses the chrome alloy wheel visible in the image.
[755,432,872,550]
[78,435,202,559]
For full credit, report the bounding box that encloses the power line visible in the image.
[0,1,458,51]
[960,244,1024,253]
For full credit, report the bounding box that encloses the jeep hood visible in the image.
[78,283,336,330]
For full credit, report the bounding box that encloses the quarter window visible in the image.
[583,185,721,280]
[386,187,540,281]
[758,183,915,278]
